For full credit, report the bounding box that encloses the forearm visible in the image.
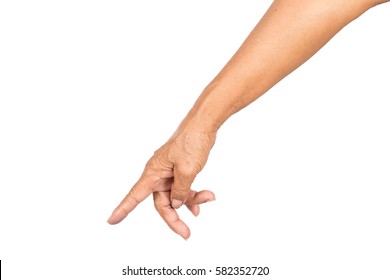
[181,0,379,133]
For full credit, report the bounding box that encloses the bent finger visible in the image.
[170,166,197,209]
[154,191,191,240]
[186,204,200,217]
[184,190,215,206]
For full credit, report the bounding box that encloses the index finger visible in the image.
[107,177,152,225]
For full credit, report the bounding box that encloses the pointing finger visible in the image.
[108,177,152,225]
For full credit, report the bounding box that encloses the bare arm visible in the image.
[108,0,388,239]
[185,0,383,132]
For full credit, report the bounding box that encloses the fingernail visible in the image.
[207,198,216,202]
[171,199,183,209]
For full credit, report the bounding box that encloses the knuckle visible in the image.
[172,186,189,197]
[177,164,198,180]
[153,194,164,210]
[128,188,141,204]
[153,199,162,211]
[146,152,173,171]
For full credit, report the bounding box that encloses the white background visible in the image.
[0,1,389,279]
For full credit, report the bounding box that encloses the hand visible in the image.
[107,125,216,239]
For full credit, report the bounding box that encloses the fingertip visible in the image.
[107,212,116,224]
[171,199,183,209]
[186,204,200,217]
[107,216,118,225]
[171,219,191,240]
[186,190,216,205]
[180,229,191,240]
[206,192,216,202]
[107,208,127,225]
[107,217,119,225]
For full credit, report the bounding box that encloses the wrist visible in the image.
[183,83,238,134]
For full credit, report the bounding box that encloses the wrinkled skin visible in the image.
[108,125,216,239]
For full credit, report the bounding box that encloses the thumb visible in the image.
[171,165,196,209]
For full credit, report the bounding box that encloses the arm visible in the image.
[186,0,383,133]
[108,0,387,239]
